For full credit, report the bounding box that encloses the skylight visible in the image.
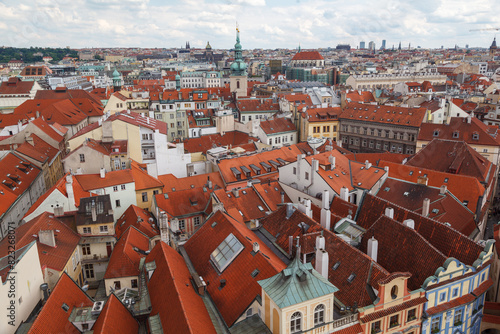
[347,273,356,283]
[210,233,244,273]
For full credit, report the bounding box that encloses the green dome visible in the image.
[175,74,181,80]
[112,69,120,79]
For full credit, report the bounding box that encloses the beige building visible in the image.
[346,73,447,90]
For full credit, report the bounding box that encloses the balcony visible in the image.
[82,254,110,264]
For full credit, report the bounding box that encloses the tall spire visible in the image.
[298,43,301,53]
[230,24,247,76]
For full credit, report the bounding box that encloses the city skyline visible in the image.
[0,0,499,50]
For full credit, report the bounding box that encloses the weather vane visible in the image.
[236,21,239,33]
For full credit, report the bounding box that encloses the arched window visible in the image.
[314,304,325,325]
[290,312,302,333]
[391,285,398,299]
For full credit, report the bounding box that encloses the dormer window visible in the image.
[472,132,479,140]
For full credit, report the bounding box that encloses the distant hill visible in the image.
[0,47,78,63]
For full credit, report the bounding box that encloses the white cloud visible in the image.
[0,0,498,49]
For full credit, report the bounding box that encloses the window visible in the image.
[391,285,398,299]
[83,227,91,234]
[305,172,309,180]
[179,219,186,230]
[454,309,463,326]
[82,244,91,255]
[314,304,325,325]
[246,308,253,317]
[439,292,446,302]
[121,184,126,190]
[290,312,302,333]
[210,233,244,272]
[121,162,126,170]
[431,317,440,333]
[293,167,297,175]
[142,192,148,202]
[115,199,121,207]
[79,154,85,163]
[389,315,399,328]
[114,281,121,290]
[131,279,138,288]
[84,264,94,278]
[193,216,201,227]
[452,288,459,297]
[99,225,108,233]
[113,186,118,192]
[371,320,381,334]
[407,308,416,322]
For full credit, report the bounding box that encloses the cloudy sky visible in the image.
[0,0,499,50]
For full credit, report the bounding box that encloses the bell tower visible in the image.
[229,25,248,98]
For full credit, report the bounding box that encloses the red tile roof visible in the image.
[341,102,427,128]
[345,91,376,103]
[158,172,224,193]
[35,87,102,105]
[27,273,93,334]
[237,98,280,113]
[130,162,163,191]
[184,211,286,326]
[0,77,35,95]
[291,51,324,60]
[31,117,65,142]
[305,107,341,122]
[75,169,134,191]
[146,242,217,334]
[356,194,483,266]
[181,131,259,154]
[91,294,139,334]
[360,297,427,323]
[418,117,500,146]
[260,117,296,135]
[0,153,42,215]
[104,226,150,279]
[213,187,269,222]
[345,152,410,165]
[115,205,158,239]
[0,212,81,272]
[252,180,290,211]
[154,187,211,219]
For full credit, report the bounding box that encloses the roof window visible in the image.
[210,233,244,273]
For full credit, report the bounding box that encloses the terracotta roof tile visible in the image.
[184,211,286,326]
[75,169,134,191]
[91,294,139,334]
[155,187,211,219]
[115,205,158,239]
[27,273,93,334]
[259,117,296,135]
[360,297,427,323]
[291,51,324,60]
[181,131,258,154]
[341,102,427,128]
[146,242,217,334]
[158,172,224,193]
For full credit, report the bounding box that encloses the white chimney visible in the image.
[159,211,169,244]
[38,230,56,248]
[253,242,259,253]
[91,201,97,222]
[467,115,472,124]
[232,188,239,198]
[422,198,430,217]
[321,208,331,231]
[315,244,329,279]
[385,207,394,219]
[65,177,76,209]
[365,160,372,169]
[311,159,319,172]
[100,168,106,178]
[328,155,336,169]
[367,236,378,262]
[403,219,415,229]
[322,190,330,210]
[440,185,447,195]
[340,187,349,202]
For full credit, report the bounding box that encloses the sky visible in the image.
[0,0,499,50]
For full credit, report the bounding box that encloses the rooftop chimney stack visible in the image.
[100,168,106,179]
[315,235,329,279]
[286,203,295,219]
[159,211,169,244]
[403,219,415,229]
[232,188,239,198]
[385,207,394,219]
[328,155,336,169]
[422,198,430,217]
[440,185,447,195]
[340,187,349,202]
[65,176,76,210]
[253,242,259,253]
[280,191,285,204]
[91,201,97,222]
[367,236,378,262]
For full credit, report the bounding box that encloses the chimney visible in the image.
[340,187,349,202]
[159,211,169,244]
[367,236,378,262]
[65,176,76,209]
[384,166,389,173]
[365,160,372,169]
[91,201,97,222]
[467,115,472,124]
[440,185,447,195]
[280,191,285,204]
[328,155,336,169]
[385,207,394,219]
[311,158,319,172]
[322,190,330,210]
[315,235,329,279]
[422,198,430,217]
[213,202,224,213]
[207,176,212,189]
[232,188,239,198]
[403,219,415,229]
[417,175,428,186]
[38,230,56,248]
[253,242,259,253]
[100,168,106,178]
[298,199,313,218]
[286,203,295,219]
[54,205,64,217]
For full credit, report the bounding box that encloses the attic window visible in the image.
[463,201,469,207]
[432,209,439,214]
[269,160,280,169]
[249,164,261,175]
[62,303,70,312]
[251,269,260,278]
[444,178,448,183]
[260,161,272,172]
[347,273,356,283]
[332,261,341,270]
[384,187,390,192]
[472,133,479,140]
[409,171,413,176]
[210,233,244,273]
[258,205,264,211]
[241,166,251,177]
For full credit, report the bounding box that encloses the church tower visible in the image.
[229,26,248,98]
[490,37,497,56]
[112,68,121,92]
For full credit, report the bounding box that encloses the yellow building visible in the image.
[130,161,163,210]
[301,107,341,142]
